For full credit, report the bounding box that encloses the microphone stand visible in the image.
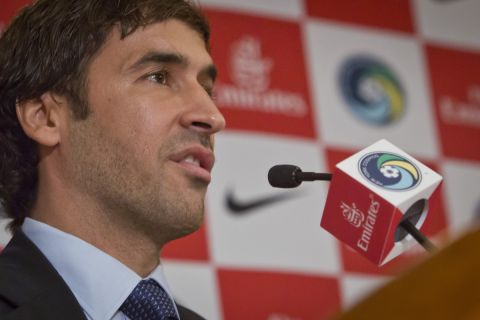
[399,219,437,253]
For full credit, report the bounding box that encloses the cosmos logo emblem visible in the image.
[359,152,421,191]
[339,55,405,125]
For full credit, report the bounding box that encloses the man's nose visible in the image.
[180,84,226,134]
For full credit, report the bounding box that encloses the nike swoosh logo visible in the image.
[225,189,302,215]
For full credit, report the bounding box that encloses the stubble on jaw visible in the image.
[64,113,209,247]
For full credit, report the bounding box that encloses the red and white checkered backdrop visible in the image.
[1,0,480,319]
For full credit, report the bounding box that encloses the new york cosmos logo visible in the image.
[359,152,421,191]
[339,56,405,125]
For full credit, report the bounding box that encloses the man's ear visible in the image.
[16,92,67,147]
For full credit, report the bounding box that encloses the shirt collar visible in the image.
[21,217,178,320]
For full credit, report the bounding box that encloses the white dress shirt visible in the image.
[22,218,179,320]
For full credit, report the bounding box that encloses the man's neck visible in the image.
[30,191,162,278]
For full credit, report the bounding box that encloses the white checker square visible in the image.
[340,273,390,310]
[304,20,440,159]
[442,159,480,234]
[414,0,480,50]
[207,132,341,275]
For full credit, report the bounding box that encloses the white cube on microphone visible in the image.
[320,139,442,266]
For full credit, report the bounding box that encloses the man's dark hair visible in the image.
[0,0,210,231]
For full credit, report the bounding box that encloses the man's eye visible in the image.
[146,70,169,85]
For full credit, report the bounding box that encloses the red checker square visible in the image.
[217,268,340,320]
[426,44,480,162]
[305,0,414,33]
[1,0,32,23]
[162,222,209,262]
[325,147,448,274]
[205,9,316,139]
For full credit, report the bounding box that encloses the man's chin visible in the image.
[162,208,205,242]
[161,222,203,245]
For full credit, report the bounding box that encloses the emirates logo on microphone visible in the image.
[339,195,381,252]
[340,202,365,228]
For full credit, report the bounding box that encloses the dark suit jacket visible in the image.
[0,231,205,319]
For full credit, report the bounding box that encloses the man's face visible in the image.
[63,19,225,243]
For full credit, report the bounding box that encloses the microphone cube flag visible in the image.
[320,139,442,266]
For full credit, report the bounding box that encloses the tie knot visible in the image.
[120,279,178,320]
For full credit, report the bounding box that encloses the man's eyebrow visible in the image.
[127,51,217,82]
[128,51,188,71]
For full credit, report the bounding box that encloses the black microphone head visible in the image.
[268,165,302,188]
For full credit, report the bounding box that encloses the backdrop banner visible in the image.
[1,0,479,319]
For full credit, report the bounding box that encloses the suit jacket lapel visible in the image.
[0,231,87,320]
[177,304,207,320]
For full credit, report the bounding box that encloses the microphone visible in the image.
[268,165,332,188]
[269,139,443,266]
[268,164,436,253]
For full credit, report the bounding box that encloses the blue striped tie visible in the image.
[120,279,179,320]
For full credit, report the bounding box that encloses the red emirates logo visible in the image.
[215,36,308,118]
[206,9,315,138]
[439,85,480,128]
[229,36,272,93]
[427,45,480,161]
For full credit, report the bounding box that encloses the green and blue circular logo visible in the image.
[339,56,405,125]
[359,152,421,191]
